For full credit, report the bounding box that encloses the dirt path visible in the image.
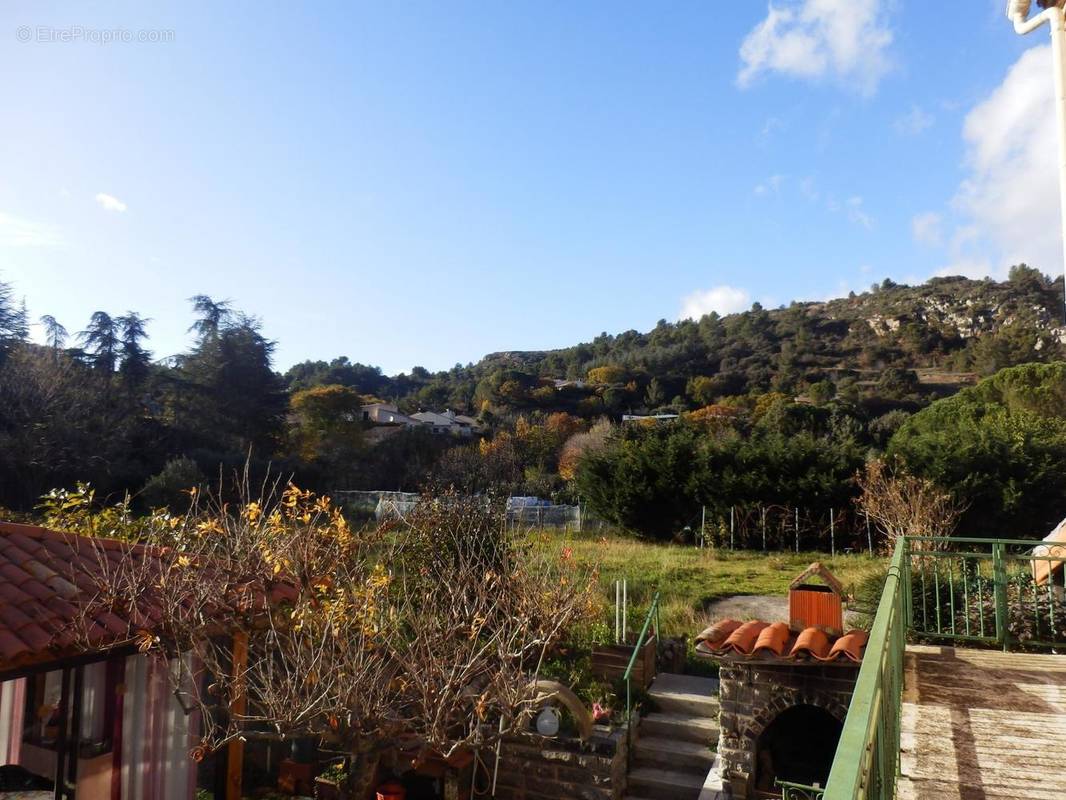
[705,594,861,624]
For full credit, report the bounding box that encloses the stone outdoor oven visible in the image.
[695,563,868,799]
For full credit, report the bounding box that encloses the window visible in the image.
[22,659,121,757]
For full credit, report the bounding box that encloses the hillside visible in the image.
[287,267,1066,417]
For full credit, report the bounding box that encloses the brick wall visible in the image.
[716,662,858,799]
[492,724,629,800]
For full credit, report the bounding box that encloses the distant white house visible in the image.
[361,402,420,427]
[621,413,680,424]
[411,409,481,436]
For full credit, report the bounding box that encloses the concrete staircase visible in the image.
[625,673,720,800]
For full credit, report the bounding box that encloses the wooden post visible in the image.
[700,506,706,549]
[226,632,248,800]
[614,581,620,644]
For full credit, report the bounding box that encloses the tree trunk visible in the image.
[347,740,381,800]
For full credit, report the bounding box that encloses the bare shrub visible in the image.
[856,459,966,551]
[60,482,599,792]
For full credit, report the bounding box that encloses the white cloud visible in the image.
[737,0,894,96]
[846,195,873,229]
[0,212,61,248]
[761,116,785,138]
[95,192,127,212]
[911,212,943,247]
[679,285,752,320]
[943,45,1058,277]
[799,176,819,202]
[894,105,934,136]
[754,174,786,196]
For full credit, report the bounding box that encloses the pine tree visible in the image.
[39,315,68,351]
[187,295,232,341]
[0,279,28,360]
[116,312,152,387]
[79,312,120,373]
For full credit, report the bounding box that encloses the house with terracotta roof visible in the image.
[0,521,204,799]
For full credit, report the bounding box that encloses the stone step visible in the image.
[633,735,716,772]
[648,672,720,717]
[627,766,706,800]
[641,711,719,745]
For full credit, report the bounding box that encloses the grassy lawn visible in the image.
[545,528,887,638]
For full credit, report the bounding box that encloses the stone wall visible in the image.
[716,662,858,799]
[492,723,630,800]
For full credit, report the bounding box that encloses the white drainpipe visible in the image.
[1008,1,1066,318]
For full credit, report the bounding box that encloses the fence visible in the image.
[905,535,1066,651]
[331,490,608,531]
[698,504,878,556]
[331,490,420,520]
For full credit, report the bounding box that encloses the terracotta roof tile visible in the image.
[0,521,170,673]
[0,520,302,674]
[696,619,743,647]
[790,626,831,659]
[753,622,791,657]
[695,617,867,664]
[720,620,770,654]
[827,629,868,662]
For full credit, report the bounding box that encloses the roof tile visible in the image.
[753,622,791,657]
[0,522,161,671]
[695,617,867,664]
[790,626,831,659]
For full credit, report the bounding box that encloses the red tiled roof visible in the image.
[695,617,868,663]
[0,521,134,672]
[0,521,298,675]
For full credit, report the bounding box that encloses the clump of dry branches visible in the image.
[60,481,599,790]
[856,458,967,551]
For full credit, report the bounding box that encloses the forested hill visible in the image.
[287,266,1066,416]
[2,266,1065,515]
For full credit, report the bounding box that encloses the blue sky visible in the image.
[0,1,1058,374]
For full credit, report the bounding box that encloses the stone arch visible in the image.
[741,687,848,797]
[742,685,848,745]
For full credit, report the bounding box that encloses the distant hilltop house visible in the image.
[360,403,481,438]
[361,402,421,427]
[410,409,481,436]
[621,413,680,424]
[551,379,587,390]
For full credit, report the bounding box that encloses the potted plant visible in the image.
[314,761,349,800]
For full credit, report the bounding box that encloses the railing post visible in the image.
[992,541,1009,652]
[902,537,912,633]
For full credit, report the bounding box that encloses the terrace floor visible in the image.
[898,644,1066,800]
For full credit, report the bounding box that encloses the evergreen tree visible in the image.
[116,312,152,387]
[188,295,232,341]
[39,315,68,351]
[0,279,28,360]
[79,312,120,373]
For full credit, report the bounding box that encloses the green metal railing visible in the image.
[822,537,906,800]
[821,533,1066,800]
[905,535,1066,651]
[777,779,826,799]
[624,591,660,759]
